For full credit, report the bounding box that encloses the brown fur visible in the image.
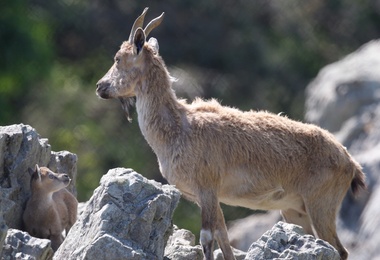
[96,8,366,260]
[23,165,78,251]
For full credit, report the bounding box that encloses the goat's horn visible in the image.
[129,7,149,43]
[144,12,165,37]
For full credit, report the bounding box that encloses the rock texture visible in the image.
[229,211,282,251]
[0,214,7,257]
[0,124,77,259]
[166,222,339,260]
[164,226,204,260]
[305,40,380,134]
[214,247,246,260]
[54,168,181,260]
[245,222,340,260]
[2,229,54,260]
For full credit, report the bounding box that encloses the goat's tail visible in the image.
[351,162,366,197]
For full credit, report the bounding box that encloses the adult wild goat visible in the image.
[96,8,365,260]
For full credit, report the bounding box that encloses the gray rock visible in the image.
[245,222,340,260]
[229,211,282,252]
[305,40,380,133]
[0,213,7,256]
[164,225,245,260]
[214,247,246,260]
[2,229,54,260]
[54,168,181,260]
[164,225,204,260]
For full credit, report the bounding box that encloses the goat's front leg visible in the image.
[199,189,236,260]
[49,233,64,251]
[199,189,217,260]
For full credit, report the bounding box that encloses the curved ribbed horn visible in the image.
[144,12,165,37]
[129,7,149,43]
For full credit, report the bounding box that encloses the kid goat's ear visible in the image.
[134,28,146,55]
[29,164,42,182]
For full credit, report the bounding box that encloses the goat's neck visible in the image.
[30,188,54,204]
[135,68,184,151]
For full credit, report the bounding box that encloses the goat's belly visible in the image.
[217,167,304,211]
[219,190,304,212]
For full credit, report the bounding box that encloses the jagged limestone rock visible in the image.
[164,225,204,260]
[0,213,7,256]
[245,222,340,260]
[214,247,246,260]
[54,168,181,260]
[2,229,54,260]
[228,211,282,251]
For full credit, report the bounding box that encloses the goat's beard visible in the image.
[118,97,136,122]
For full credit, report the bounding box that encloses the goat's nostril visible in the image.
[96,82,108,92]
[96,83,104,94]
[96,83,110,99]
[96,79,105,87]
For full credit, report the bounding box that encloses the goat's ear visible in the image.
[148,37,159,54]
[30,164,42,182]
[134,28,146,55]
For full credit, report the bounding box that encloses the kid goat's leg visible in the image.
[50,233,64,251]
[199,189,236,260]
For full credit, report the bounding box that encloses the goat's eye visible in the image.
[48,173,55,179]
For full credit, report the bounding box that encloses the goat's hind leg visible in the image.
[214,205,236,260]
[304,197,348,260]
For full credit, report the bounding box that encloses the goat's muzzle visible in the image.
[96,81,111,99]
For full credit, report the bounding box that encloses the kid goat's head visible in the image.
[96,8,164,121]
[28,164,71,193]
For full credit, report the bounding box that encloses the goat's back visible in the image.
[180,99,360,191]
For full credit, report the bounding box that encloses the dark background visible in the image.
[1,0,379,236]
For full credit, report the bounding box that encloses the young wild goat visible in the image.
[96,8,366,260]
[23,165,78,251]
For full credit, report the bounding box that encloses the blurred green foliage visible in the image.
[0,0,53,123]
[1,0,379,237]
